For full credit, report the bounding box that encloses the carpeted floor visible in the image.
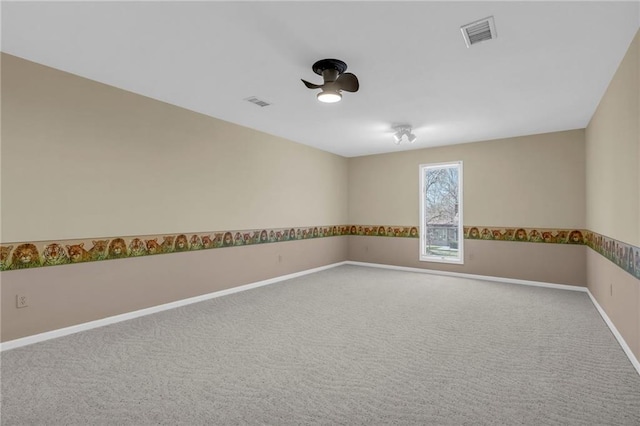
[2,265,639,425]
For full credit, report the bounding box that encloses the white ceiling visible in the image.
[2,1,639,157]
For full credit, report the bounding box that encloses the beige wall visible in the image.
[586,30,640,361]
[586,250,639,359]
[347,127,586,285]
[1,54,348,243]
[349,130,585,229]
[349,237,586,287]
[1,237,348,341]
[0,54,350,342]
[586,31,639,247]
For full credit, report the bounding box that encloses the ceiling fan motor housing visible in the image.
[312,59,348,76]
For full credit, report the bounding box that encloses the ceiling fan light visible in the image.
[317,91,342,103]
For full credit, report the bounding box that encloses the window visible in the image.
[419,161,463,264]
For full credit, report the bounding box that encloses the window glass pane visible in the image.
[420,162,463,264]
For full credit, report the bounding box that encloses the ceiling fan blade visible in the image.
[335,73,359,92]
[301,79,323,90]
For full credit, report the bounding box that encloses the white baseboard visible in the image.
[586,291,640,376]
[0,261,348,352]
[345,261,588,292]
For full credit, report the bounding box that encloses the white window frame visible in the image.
[419,161,464,264]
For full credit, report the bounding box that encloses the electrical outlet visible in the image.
[16,294,28,309]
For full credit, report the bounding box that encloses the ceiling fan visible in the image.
[301,59,359,103]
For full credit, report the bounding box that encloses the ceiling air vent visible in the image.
[244,96,271,107]
[461,16,497,48]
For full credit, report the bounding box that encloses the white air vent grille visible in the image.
[244,96,271,107]
[461,16,497,48]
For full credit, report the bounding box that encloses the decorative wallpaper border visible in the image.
[0,225,425,272]
[348,225,587,243]
[345,225,420,238]
[464,226,585,244]
[0,225,351,272]
[1,225,638,279]
[584,230,639,280]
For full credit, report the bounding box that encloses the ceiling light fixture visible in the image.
[317,90,342,103]
[392,125,417,145]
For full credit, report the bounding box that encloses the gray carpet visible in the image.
[2,265,639,425]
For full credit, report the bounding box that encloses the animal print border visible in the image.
[0,225,425,272]
[464,226,585,244]
[0,225,350,272]
[584,230,640,280]
[345,225,420,238]
[353,225,586,243]
[1,225,638,279]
